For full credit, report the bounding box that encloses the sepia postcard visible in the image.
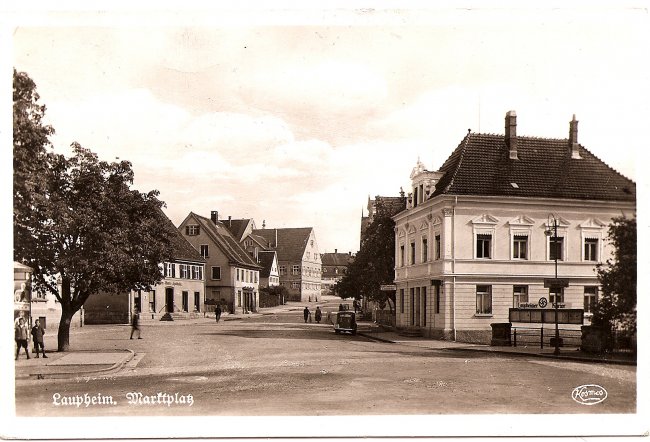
[3,2,648,440]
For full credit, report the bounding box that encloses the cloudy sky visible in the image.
[9,5,648,254]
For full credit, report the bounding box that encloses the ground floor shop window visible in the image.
[476,285,492,315]
[434,285,440,314]
[513,285,528,307]
[549,287,564,306]
[400,289,404,314]
[584,286,598,313]
[237,290,242,307]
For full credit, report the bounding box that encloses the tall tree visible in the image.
[14,70,175,351]
[592,215,637,334]
[13,68,54,260]
[335,199,404,312]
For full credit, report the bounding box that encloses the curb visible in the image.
[27,349,135,380]
[444,346,637,366]
[358,333,636,366]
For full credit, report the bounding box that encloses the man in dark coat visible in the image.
[215,305,222,322]
[15,317,30,360]
[31,318,47,358]
[303,306,310,323]
[314,306,322,324]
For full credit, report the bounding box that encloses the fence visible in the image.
[511,326,582,349]
[374,309,395,327]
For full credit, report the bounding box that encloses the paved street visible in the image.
[14,300,636,417]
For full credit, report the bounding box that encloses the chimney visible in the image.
[262,220,266,229]
[335,248,338,254]
[505,110,518,160]
[569,114,581,159]
[210,211,218,224]
[228,215,232,226]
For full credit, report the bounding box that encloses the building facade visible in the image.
[253,227,322,302]
[393,111,636,343]
[84,210,206,324]
[321,250,354,296]
[179,211,261,314]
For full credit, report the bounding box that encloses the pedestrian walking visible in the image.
[31,318,47,358]
[130,310,142,339]
[15,317,30,360]
[303,306,310,323]
[339,303,344,312]
[215,305,222,323]
[353,300,359,313]
[315,306,322,324]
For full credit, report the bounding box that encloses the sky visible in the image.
[7,4,649,255]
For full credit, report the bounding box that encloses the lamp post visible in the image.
[545,214,561,356]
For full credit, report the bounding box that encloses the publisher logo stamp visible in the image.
[571,384,607,405]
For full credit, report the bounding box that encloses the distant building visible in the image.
[393,111,636,343]
[258,250,280,288]
[321,250,354,296]
[361,194,406,246]
[253,227,322,302]
[179,211,261,314]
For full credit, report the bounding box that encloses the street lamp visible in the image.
[545,213,561,356]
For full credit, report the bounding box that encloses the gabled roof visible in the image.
[430,132,636,202]
[253,227,314,262]
[257,250,277,278]
[187,213,260,269]
[161,210,205,263]
[223,218,254,242]
[321,252,353,267]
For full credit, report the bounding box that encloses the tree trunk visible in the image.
[57,307,76,352]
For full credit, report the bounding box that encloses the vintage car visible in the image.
[333,311,357,335]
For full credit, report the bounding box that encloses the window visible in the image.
[279,265,286,275]
[400,289,405,314]
[549,237,564,261]
[291,282,300,289]
[211,266,221,280]
[179,264,189,279]
[149,290,156,313]
[435,235,441,260]
[410,242,416,265]
[476,285,492,315]
[584,238,598,261]
[292,265,300,275]
[165,263,175,278]
[306,252,310,259]
[549,287,564,306]
[476,234,492,259]
[193,265,202,280]
[400,245,405,267]
[200,244,209,258]
[237,291,241,307]
[513,286,528,307]
[422,237,428,262]
[513,235,528,260]
[236,269,240,281]
[434,284,440,314]
[584,286,598,313]
[186,225,200,236]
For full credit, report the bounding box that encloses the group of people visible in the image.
[303,306,322,323]
[14,317,47,360]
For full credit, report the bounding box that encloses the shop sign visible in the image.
[518,302,538,308]
[380,284,396,291]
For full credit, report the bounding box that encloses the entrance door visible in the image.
[165,288,174,313]
[182,291,189,312]
[194,292,200,312]
[415,287,421,327]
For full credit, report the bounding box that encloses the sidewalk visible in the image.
[14,349,134,380]
[358,328,637,366]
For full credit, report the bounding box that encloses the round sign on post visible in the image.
[538,297,548,308]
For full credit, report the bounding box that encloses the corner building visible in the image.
[393,111,635,343]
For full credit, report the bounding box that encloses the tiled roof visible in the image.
[257,250,276,278]
[161,209,205,263]
[223,219,251,242]
[253,227,314,262]
[430,133,636,202]
[321,252,353,267]
[191,213,261,269]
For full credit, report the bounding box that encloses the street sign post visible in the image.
[380,284,396,291]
